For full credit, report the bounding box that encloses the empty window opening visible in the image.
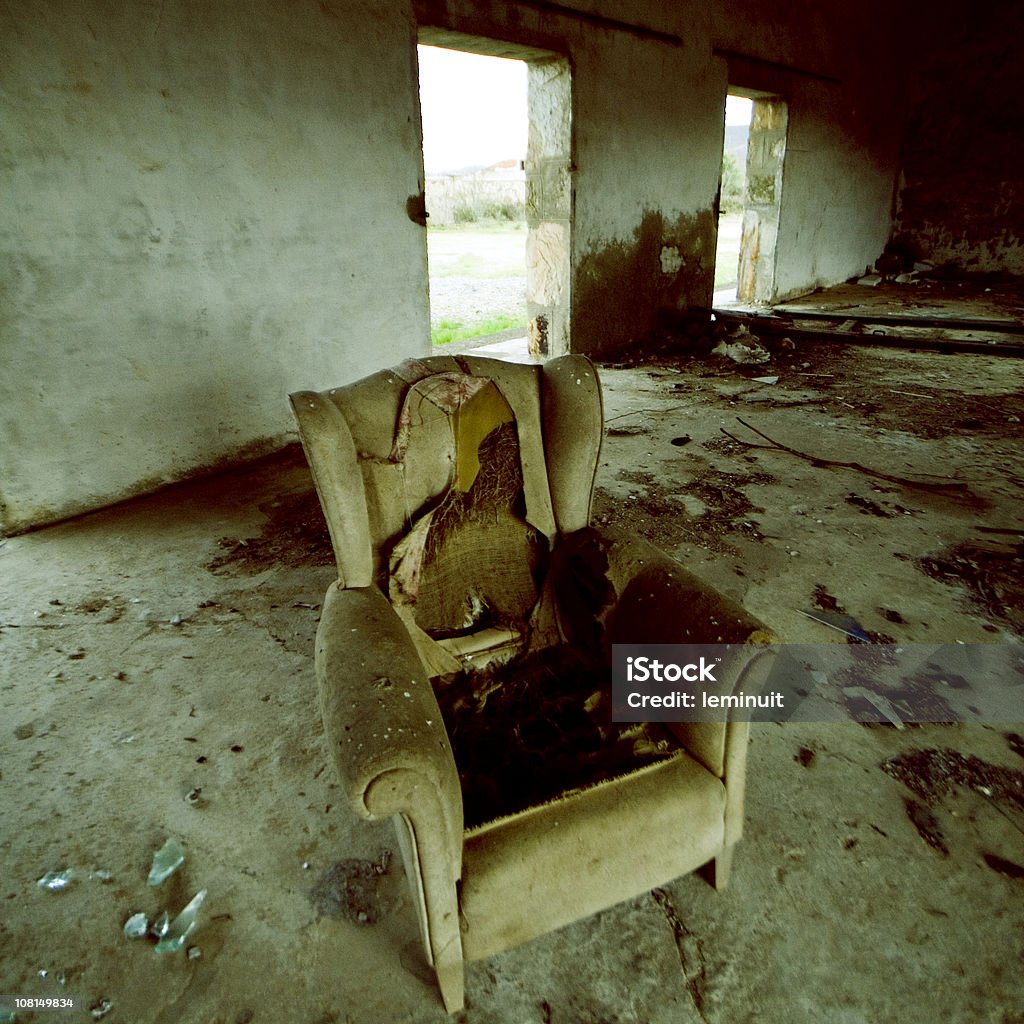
[417,35,573,360]
[714,91,789,308]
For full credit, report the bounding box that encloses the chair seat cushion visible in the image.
[459,751,726,960]
[433,645,681,827]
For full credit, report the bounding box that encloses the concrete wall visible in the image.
[3,0,906,532]
[893,2,1024,274]
[0,0,428,534]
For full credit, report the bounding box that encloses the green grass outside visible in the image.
[431,313,528,347]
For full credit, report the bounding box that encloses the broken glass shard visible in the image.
[147,838,184,886]
[90,998,113,1020]
[150,911,171,940]
[155,888,207,953]
[123,912,148,938]
[36,869,74,891]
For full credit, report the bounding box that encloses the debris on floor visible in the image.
[208,487,334,573]
[146,838,185,886]
[880,748,1024,809]
[712,324,771,365]
[36,870,74,892]
[123,912,148,938]
[309,852,396,925]
[154,889,207,953]
[919,538,1024,632]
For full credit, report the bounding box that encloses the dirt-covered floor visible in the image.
[1,340,1022,1023]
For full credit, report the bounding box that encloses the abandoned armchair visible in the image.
[289,354,774,1012]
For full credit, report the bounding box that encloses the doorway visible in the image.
[714,94,753,305]
[714,90,789,307]
[416,32,573,360]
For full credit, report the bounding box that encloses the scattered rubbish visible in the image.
[607,423,650,437]
[67,648,86,660]
[37,870,74,891]
[712,332,771,365]
[185,787,203,807]
[842,686,906,729]
[982,853,1024,880]
[918,539,1024,632]
[795,747,816,767]
[893,273,918,285]
[881,608,907,624]
[811,585,843,613]
[846,493,894,518]
[670,435,691,446]
[170,614,184,626]
[151,911,170,940]
[90,998,113,1019]
[187,945,202,960]
[799,609,870,643]
[123,912,149,938]
[856,274,882,287]
[310,853,395,924]
[230,744,244,753]
[147,838,185,886]
[720,417,973,495]
[751,375,779,385]
[92,869,112,883]
[155,889,208,953]
[881,748,1024,810]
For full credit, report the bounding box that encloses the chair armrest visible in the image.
[315,582,463,858]
[316,582,465,999]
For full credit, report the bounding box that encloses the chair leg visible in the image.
[706,843,736,891]
[436,956,465,1014]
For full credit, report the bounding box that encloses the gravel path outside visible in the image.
[429,275,527,328]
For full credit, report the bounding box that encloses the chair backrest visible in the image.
[290,354,603,638]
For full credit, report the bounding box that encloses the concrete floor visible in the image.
[2,340,1023,1023]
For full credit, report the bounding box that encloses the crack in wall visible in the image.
[650,887,710,1024]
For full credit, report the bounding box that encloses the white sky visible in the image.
[417,45,528,174]
[416,45,754,175]
[726,94,753,127]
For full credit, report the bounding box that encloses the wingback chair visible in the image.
[290,354,773,1012]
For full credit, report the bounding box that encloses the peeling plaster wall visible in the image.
[893,2,1024,274]
[0,1,428,534]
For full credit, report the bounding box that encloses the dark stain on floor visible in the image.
[209,488,334,574]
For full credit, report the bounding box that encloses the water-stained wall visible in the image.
[0,0,428,533]
[893,2,1024,274]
